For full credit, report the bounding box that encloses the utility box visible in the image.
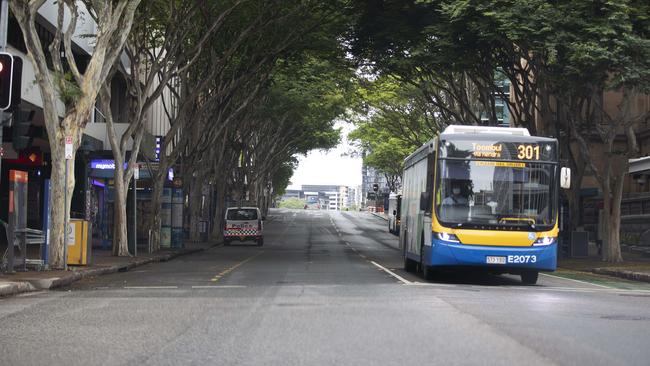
[570,231,589,258]
[67,220,92,265]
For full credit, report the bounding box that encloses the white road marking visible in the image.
[191,285,247,289]
[541,273,612,289]
[410,281,650,295]
[371,261,412,285]
[123,286,178,289]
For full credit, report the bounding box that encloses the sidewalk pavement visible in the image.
[370,212,388,221]
[0,241,217,298]
[559,251,650,283]
[367,211,650,284]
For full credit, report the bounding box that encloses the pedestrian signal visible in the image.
[0,52,22,111]
[12,109,35,151]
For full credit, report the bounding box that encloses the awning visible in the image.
[629,156,650,174]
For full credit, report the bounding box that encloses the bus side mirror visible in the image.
[560,167,571,189]
[419,192,431,212]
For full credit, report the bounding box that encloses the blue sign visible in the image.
[90,159,128,170]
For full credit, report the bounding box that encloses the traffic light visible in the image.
[12,109,35,151]
[0,52,22,111]
[372,183,379,192]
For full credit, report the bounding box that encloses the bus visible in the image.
[399,125,571,284]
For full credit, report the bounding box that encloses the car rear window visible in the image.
[227,209,258,220]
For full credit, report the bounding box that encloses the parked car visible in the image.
[223,207,264,246]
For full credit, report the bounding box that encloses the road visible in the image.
[1,209,650,365]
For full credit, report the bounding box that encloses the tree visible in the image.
[154,1,355,244]
[99,0,244,256]
[10,0,141,268]
[348,76,439,191]
[540,0,650,262]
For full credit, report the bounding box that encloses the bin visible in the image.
[67,220,92,265]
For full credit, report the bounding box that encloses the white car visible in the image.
[223,207,264,246]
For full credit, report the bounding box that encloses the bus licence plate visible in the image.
[486,256,506,264]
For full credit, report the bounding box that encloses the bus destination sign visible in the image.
[441,139,556,162]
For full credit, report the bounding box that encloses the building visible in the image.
[481,77,511,127]
[279,185,353,211]
[361,163,389,208]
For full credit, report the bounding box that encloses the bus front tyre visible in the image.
[404,256,417,272]
[422,264,436,281]
[521,271,539,285]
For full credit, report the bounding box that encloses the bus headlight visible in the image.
[532,236,555,246]
[437,232,460,243]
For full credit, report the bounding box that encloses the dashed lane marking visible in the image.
[371,261,412,285]
[211,252,264,282]
[123,286,178,289]
[191,285,247,289]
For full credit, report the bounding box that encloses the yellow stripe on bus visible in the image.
[432,214,559,247]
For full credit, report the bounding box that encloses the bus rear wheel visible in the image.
[521,271,539,285]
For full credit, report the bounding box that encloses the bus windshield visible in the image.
[435,159,556,230]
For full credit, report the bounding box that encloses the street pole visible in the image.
[0,1,8,50]
[1,0,9,273]
[63,160,68,271]
[64,137,73,270]
[0,0,9,176]
[133,164,137,257]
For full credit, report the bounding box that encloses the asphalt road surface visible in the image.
[2,209,650,366]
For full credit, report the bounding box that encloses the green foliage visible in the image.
[279,197,307,209]
[271,161,297,198]
[55,72,82,109]
[348,76,440,188]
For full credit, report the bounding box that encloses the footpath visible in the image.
[0,241,217,298]
[369,211,650,284]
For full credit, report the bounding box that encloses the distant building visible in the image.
[481,76,511,127]
[361,162,389,207]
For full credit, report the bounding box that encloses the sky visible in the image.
[287,122,362,190]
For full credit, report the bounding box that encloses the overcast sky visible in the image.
[287,122,362,190]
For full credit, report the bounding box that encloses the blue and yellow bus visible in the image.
[399,125,571,284]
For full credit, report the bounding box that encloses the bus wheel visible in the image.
[521,271,539,285]
[422,264,436,281]
[404,255,417,272]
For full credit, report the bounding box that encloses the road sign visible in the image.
[64,136,73,159]
[134,163,139,180]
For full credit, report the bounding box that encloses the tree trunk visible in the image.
[188,177,203,242]
[602,171,625,262]
[112,162,131,256]
[149,169,166,252]
[48,144,76,269]
[210,180,227,241]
